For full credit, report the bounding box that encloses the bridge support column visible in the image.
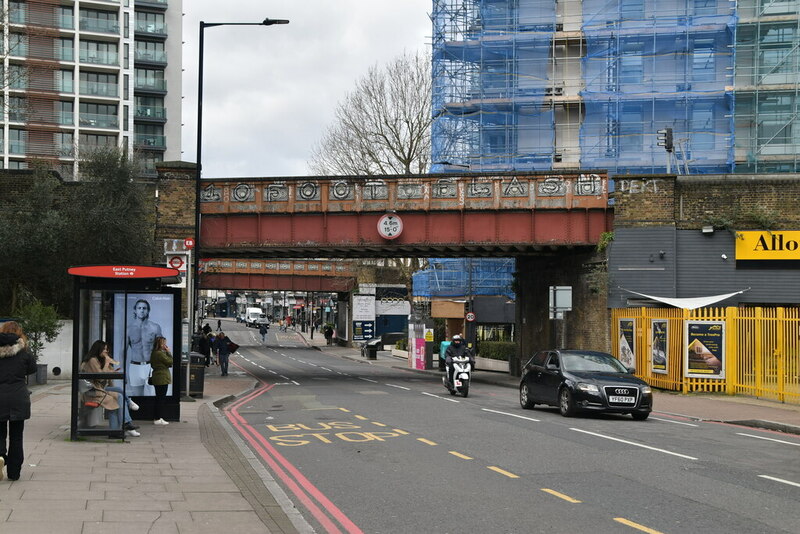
[514,250,610,377]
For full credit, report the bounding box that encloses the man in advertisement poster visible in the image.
[126,299,163,396]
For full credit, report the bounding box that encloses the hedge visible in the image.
[477,341,515,361]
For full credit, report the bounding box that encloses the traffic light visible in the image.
[657,128,674,152]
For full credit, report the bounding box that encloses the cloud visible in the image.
[182,0,431,178]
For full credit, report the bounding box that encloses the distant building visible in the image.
[431,0,800,175]
[1,0,183,179]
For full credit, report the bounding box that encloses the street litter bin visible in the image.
[363,339,381,360]
[35,363,48,385]
[180,352,205,398]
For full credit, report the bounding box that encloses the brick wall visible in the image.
[614,174,800,229]
[153,161,197,262]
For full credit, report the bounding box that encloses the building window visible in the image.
[692,39,715,82]
[56,132,74,157]
[693,0,716,16]
[135,41,166,62]
[691,102,715,151]
[58,69,74,93]
[79,72,118,97]
[80,102,118,128]
[80,40,119,65]
[79,133,117,148]
[58,38,74,61]
[79,8,119,34]
[9,97,26,122]
[134,68,166,91]
[620,103,643,153]
[620,0,644,20]
[57,6,74,29]
[9,129,27,154]
[620,42,643,84]
[58,101,74,125]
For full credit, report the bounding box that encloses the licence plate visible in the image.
[609,395,635,404]
[454,380,462,387]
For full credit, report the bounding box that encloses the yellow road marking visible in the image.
[354,415,368,420]
[614,518,664,534]
[417,438,437,446]
[339,408,350,412]
[372,422,387,427]
[541,488,581,503]
[448,451,473,460]
[487,466,519,479]
[393,429,409,435]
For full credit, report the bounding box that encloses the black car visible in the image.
[519,349,652,420]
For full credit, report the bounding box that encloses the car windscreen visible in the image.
[561,352,628,373]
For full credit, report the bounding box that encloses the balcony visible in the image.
[134,50,167,64]
[80,51,119,66]
[135,105,166,120]
[134,134,166,148]
[134,78,167,92]
[79,18,120,35]
[135,21,168,36]
[59,112,75,125]
[9,141,26,155]
[58,144,75,157]
[80,113,119,128]
[137,0,168,9]
[58,47,74,61]
[79,81,119,97]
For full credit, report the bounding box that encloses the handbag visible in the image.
[228,341,240,353]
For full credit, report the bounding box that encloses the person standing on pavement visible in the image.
[259,323,268,344]
[150,336,172,426]
[214,332,233,376]
[324,324,334,346]
[0,322,37,481]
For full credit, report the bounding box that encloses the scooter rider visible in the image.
[444,334,475,387]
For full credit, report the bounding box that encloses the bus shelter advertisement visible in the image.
[684,321,725,379]
[651,319,668,374]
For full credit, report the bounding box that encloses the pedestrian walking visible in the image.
[324,324,334,346]
[214,332,235,376]
[150,336,173,426]
[0,321,37,481]
[216,319,222,332]
[259,323,269,343]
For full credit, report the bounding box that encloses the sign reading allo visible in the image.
[736,231,800,260]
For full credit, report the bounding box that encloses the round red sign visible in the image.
[377,213,403,240]
[168,256,185,269]
[466,312,476,322]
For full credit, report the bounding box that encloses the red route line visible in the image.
[225,358,364,534]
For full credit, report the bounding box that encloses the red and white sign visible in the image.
[465,312,476,322]
[167,255,186,272]
[377,213,403,240]
[68,265,180,279]
[184,238,195,249]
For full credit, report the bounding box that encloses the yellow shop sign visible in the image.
[736,231,800,260]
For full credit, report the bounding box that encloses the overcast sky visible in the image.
[181,1,431,179]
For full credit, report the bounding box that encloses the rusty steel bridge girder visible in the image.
[198,171,612,259]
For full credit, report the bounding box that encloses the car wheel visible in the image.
[631,412,650,421]
[520,383,535,409]
[559,388,576,417]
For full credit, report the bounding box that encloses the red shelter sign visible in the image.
[68,265,180,279]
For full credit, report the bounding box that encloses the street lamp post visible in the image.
[193,18,289,337]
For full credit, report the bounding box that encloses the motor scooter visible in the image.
[443,355,471,397]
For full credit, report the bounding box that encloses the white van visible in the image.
[245,307,263,327]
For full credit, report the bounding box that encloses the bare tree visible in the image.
[308,50,432,176]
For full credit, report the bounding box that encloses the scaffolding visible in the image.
[412,258,516,299]
[431,1,800,175]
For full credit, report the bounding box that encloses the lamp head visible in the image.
[263,18,290,25]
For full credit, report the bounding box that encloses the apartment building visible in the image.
[1,0,182,179]
[431,0,800,174]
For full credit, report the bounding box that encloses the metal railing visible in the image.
[611,307,800,404]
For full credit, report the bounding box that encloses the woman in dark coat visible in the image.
[150,336,173,426]
[0,321,37,481]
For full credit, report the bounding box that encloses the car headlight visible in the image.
[576,383,599,394]
[641,386,652,394]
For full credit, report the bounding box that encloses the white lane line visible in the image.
[307,363,319,367]
[321,367,332,372]
[422,392,460,403]
[279,375,290,380]
[570,428,698,460]
[292,380,300,386]
[651,417,699,427]
[738,433,800,447]
[759,475,800,488]
[268,370,278,375]
[359,377,378,383]
[482,408,540,422]
[386,384,411,390]
[297,360,306,364]
[257,365,265,369]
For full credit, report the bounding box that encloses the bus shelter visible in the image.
[69,265,182,441]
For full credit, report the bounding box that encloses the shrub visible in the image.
[477,341,515,361]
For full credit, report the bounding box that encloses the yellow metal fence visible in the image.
[611,307,800,405]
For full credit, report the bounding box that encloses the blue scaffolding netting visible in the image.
[413,258,516,299]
